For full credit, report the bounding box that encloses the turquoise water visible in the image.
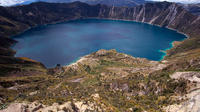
[13,19,186,68]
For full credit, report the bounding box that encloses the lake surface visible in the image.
[13,19,186,68]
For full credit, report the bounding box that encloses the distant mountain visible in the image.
[39,0,145,7]
[0,0,145,7]
[85,0,145,7]
[38,0,77,3]
[183,3,200,16]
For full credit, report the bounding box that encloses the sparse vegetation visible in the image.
[0,49,193,111]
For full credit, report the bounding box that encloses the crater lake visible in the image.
[12,19,187,68]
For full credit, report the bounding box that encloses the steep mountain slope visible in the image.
[99,2,200,38]
[0,1,200,112]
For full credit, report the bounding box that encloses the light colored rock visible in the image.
[171,72,200,83]
[165,89,200,112]
[0,103,26,112]
[71,77,84,83]
[165,71,200,112]
[92,93,100,99]
[58,110,65,112]
[0,99,104,112]
[95,49,109,56]
[29,91,38,96]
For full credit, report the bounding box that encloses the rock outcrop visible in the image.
[164,72,200,112]
[1,100,104,112]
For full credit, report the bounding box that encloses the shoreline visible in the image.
[159,39,187,61]
[11,17,190,68]
[89,17,190,38]
[109,18,189,61]
[159,41,174,61]
[10,17,82,39]
[86,17,189,61]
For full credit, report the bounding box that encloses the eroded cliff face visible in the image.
[97,2,200,57]
[98,2,200,38]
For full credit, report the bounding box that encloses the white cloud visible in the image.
[147,0,200,4]
[0,0,25,6]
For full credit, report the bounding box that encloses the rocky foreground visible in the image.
[0,49,200,112]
